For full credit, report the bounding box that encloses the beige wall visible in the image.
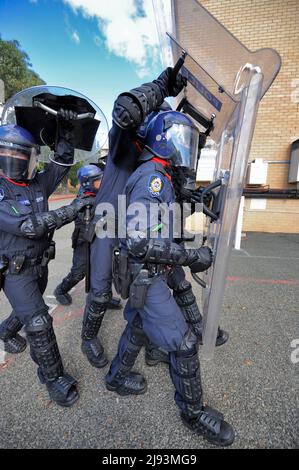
[178,0,299,233]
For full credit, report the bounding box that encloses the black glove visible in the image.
[57,108,78,121]
[55,108,77,162]
[188,246,213,273]
[157,67,186,98]
[70,195,95,213]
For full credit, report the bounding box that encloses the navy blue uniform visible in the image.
[106,160,193,416]
[0,117,84,407]
[121,160,189,349]
[88,127,139,300]
[69,210,89,281]
[80,127,141,367]
[0,163,68,326]
[59,193,95,291]
[103,104,234,445]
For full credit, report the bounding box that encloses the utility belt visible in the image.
[112,247,169,310]
[0,241,56,290]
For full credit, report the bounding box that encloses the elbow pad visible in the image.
[49,205,78,228]
[20,205,78,239]
[112,81,165,130]
[127,237,197,267]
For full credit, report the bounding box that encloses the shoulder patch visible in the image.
[148,174,164,197]
[0,188,4,202]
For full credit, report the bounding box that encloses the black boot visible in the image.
[25,312,79,407]
[145,344,169,366]
[81,296,110,368]
[81,337,108,368]
[54,272,83,306]
[106,371,147,396]
[181,406,235,447]
[170,329,235,447]
[196,326,229,347]
[214,328,229,347]
[106,319,147,395]
[0,314,27,354]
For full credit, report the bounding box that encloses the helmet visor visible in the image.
[165,123,199,171]
[0,142,39,180]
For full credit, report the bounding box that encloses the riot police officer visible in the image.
[105,110,235,446]
[54,164,121,309]
[0,117,93,407]
[81,68,186,369]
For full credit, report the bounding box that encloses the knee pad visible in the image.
[25,311,63,380]
[171,329,199,378]
[25,312,57,354]
[170,329,203,409]
[25,310,53,336]
[82,293,112,340]
[174,279,192,295]
[178,329,198,354]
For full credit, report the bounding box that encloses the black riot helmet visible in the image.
[0,124,40,181]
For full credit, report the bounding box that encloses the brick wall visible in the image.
[178,0,299,233]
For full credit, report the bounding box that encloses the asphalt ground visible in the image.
[0,199,298,449]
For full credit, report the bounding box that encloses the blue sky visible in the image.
[0,0,163,125]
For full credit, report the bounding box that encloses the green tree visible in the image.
[68,161,85,189]
[0,36,45,101]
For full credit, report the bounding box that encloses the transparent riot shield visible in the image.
[1,86,108,164]
[153,0,281,358]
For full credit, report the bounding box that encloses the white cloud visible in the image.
[71,31,80,44]
[63,0,160,77]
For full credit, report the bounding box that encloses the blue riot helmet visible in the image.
[143,111,199,169]
[77,164,103,193]
[0,124,40,181]
[141,111,200,191]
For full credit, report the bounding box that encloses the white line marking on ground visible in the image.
[46,303,57,314]
[242,250,251,257]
